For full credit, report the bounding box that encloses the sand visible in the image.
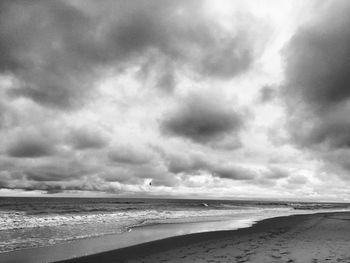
[57,212,350,263]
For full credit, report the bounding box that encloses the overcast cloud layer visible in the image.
[1,0,350,201]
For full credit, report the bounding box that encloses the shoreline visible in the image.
[0,215,257,263]
[56,211,350,263]
[1,211,349,263]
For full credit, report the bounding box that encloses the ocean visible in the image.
[0,197,349,255]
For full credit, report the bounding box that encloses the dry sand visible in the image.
[58,212,350,263]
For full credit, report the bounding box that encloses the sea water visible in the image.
[0,197,349,254]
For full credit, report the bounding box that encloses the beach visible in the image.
[58,212,350,263]
[1,198,350,263]
[4,197,344,258]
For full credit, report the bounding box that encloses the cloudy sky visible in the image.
[1,0,350,201]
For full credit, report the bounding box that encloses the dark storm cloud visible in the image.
[108,146,153,165]
[285,1,350,111]
[162,94,244,144]
[161,150,257,181]
[22,159,94,182]
[6,135,55,158]
[0,0,97,109]
[164,152,207,175]
[0,158,122,193]
[301,114,350,149]
[0,0,263,109]
[25,170,77,182]
[258,86,276,103]
[68,129,108,150]
[2,180,120,194]
[264,166,290,179]
[319,149,350,180]
[158,147,295,185]
[0,142,174,193]
[284,1,350,158]
[211,165,256,180]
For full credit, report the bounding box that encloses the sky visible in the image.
[1,0,350,201]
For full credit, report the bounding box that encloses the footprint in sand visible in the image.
[235,254,250,263]
[280,249,290,255]
[270,252,282,259]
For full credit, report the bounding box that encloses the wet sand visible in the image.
[58,212,350,263]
